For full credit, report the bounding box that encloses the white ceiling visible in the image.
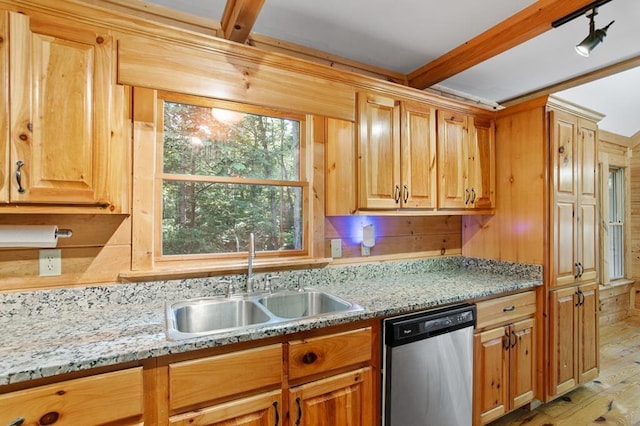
[144,0,640,137]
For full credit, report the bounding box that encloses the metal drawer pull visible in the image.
[9,418,25,426]
[295,397,302,425]
[302,351,318,364]
[15,161,25,193]
[273,401,279,426]
[503,305,516,312]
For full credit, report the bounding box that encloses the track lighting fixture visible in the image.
[575,8,614,57]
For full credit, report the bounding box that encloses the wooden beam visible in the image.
[220,0,265,43]
[500,54,640,107]
[407,0,597,90]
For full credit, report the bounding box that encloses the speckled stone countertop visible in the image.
[0,256,541,386]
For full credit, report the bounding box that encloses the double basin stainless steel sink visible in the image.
[165,289,362,340]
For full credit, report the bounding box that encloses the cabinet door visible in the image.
[549,287,578,398]
[0,11,7,203]
[509,318,535,410]
[551,110,579,287]
[468,117,495,209]
[325,117,356,215]
[169,390,282,426]
[474,327,508,424]
[358,92,400,209]
[400,102,436,208]
[577,120,598,283]
[289,367,372,426]
[577,282,599,384]
[9,12,112,205]
[437,110,469,209]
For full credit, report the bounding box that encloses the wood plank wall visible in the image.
[325,215,462,260]
[0,215,130,291]
[630,136,640,311]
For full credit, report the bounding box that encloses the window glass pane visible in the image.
[609,223,624,279]
[163,102,300,181]
[162,181,303,255]
[607,167,625,280]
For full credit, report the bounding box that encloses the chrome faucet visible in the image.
[246,233,255,293]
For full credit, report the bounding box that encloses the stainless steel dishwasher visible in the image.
[382,304,476,426]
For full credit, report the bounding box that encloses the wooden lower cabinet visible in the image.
[169,390,282,426]
[166,325,375,426]
[289,367,372,426]
[473,292,536,425]
[0,367,144,426]
[548,282,599,399]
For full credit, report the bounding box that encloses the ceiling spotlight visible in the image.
[575,8,614,57]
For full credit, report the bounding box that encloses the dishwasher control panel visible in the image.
[385,304,476,347]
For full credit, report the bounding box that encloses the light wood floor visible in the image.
[490,315,640,426]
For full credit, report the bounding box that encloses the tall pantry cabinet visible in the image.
[462,95,602,404]
[548,107,600,399]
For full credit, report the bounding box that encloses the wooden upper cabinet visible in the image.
[325,117,357,215]
[550,109,598,287]
[5,12,123,210]
[437,111,467,208]
[358,92,401,209]
[400,101,437,208]
[437,110,495,210]
[357,92,437,211]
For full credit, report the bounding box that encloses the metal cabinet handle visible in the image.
[403,184,409,203]
[9,417,25,426]
[575,290,581,307]
[394,184,400,203]
[578,289,585,306]
[578,262,584,278]
[471,188,476,204]
[302,352,318,364]
[510,330,517,349]
[464,188,470,205]
[574,262,580,279]
[295,396,302,425]
[15,161,25,193]
[273,401,279,426]
[503,305,515,312]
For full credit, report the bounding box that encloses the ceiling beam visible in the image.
[220,0,265,43]
[407,0,598,90]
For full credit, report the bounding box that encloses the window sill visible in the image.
[118,257,333,282]
[599,278,635,289]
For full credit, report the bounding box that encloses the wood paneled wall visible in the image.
[0,215,130,291]
[325,215,461,261]
[462,102,547,266]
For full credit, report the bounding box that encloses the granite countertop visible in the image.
[0,257,542,386]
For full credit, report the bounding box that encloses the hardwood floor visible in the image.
[490,315,640,426]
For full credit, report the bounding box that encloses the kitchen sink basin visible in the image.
[257,290,354,319]
[166,298,272,339]
[165,289,362,340]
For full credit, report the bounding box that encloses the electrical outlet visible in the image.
[39,249,62,277]
[330,239,342,258]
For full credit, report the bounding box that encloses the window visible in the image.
[607,167,625,280]
[158,95,307,258]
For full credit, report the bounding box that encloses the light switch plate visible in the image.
[330,239,342,258]
[39,249,62,276]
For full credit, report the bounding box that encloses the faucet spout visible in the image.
[247,233,255,293]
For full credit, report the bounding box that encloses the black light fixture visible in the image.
[575,8,615,57]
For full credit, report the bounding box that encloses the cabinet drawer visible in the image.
[169,344,282,411]
[476,291,536,329]
[0,367,143,425]
[288,328,372,381]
